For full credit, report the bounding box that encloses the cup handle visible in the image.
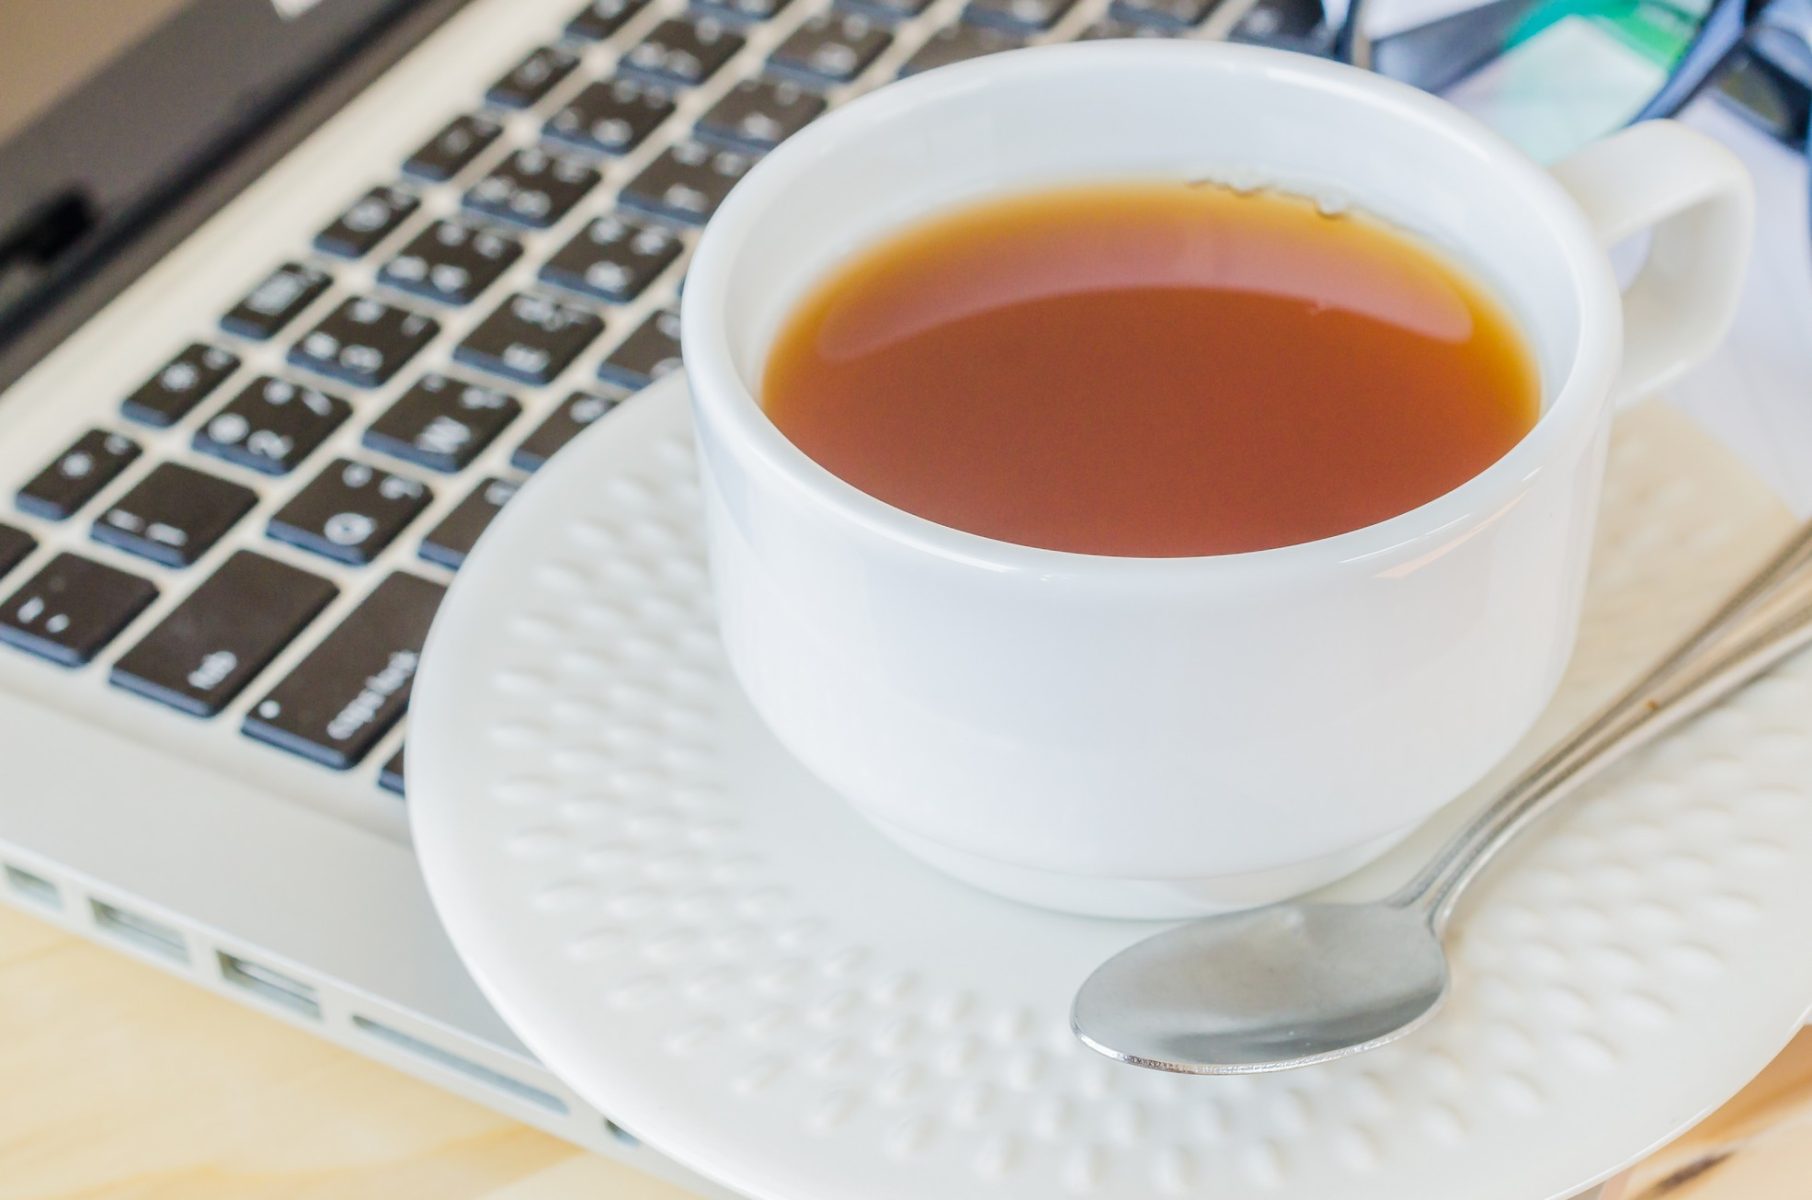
[1548,120,1755,405]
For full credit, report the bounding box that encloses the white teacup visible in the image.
[681,42,1753,918]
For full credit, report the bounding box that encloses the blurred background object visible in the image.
[0,0,457,387]
[1335,0,1809,163]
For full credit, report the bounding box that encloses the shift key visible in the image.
[243,572,445,768]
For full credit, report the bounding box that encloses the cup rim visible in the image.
[682,40,1623,580]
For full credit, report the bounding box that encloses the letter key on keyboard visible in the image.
[695,79,825,152]
[122,343,241,428]
[194,376,351,477]
[768,14,892,84]
[420,478,518,570]
[242,571,446,769]
[698,0,795,21]
[618,141,754,227]
[597,310,681,389]
[567,0,648,41]
[898,22,1023,75]
[545,79,676,156]
[92,463,259,569]
[1109,0,1220,25]
[288,296,440,388]
[314,185,421,260]
[965,0,1079,29]
[17,430,141,521]
[464,148,600,230]
[511,389,626,472]
[220,262,333,341]
[269,459,433,566]
[379,221,522,307]
[622,19,745,88]
[364,374,521,473]
[0,553,158,667]
[403,113,503,182]
[539,215,682,305]
[455,293,604,386]
[486,45,580,109]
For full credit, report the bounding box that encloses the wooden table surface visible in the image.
[3,903,1809,1200]
[4,7,1811,1198]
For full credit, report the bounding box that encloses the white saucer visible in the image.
[411,373,1812,1200]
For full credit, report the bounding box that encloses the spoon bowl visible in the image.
[1072,901,1449,1074]
[1072,529,1812,1075]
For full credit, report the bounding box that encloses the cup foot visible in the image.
[866,817,1419,919]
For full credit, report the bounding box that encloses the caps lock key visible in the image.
[242,571,445,769]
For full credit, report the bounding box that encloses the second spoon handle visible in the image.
[1393,521,1812,930]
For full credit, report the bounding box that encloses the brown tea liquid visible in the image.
[761,182,1541,557]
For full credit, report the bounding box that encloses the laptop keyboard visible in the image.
[0,0,1329,804]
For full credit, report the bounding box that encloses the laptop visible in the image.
[0,0,1801,1190]
[0,0,1330,1183]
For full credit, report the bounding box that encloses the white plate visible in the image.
[412,373,1812,1200]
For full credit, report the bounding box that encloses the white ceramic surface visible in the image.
[680,43,1754,915]
[412,373,1812,1200]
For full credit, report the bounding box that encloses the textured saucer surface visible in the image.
[412,373,1812,1200]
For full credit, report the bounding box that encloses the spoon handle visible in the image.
[1395,521,1812,931]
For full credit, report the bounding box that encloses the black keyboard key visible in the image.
[314,186,420,259]
[464,148,600,230]
[122,344,240,428]
[899,22,1023,75]
[92,463,257,569]
[220,262,332,341]
[623,19,744,87]
[487,45,580,108]
[1110,0,1219,26]
[568,0,646,39]
[403,113,503,182]
[421,477,518,569]
[0,553,157,667]
[696,0,794,20]
[364,374,521,473]
[1078,15,1174,35]
[17,430,140,520]
[456,292,604,386]
[289,296,439,388]
[512,388,626,471]
[243,572,445,769]
[1229,0,1328,49]
[0,524,32,580]
[597,309,682,389]
[195,376,350,477]
[269,459,432,566]
[539,215,682,304]
[619,140,754,226]
[697,78,825,151]
[379,745,407,795]
[770,14,891,83]
[110,551,338,718]
[546,78,676,155]
[965,0,1077,30]
[379,221,522,306]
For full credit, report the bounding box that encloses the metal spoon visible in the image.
[1072,523,1812,1075]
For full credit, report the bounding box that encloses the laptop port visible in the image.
[218,951,321,1020]
[3,863,60,909]
[351,1014,568,1114]
[89,898,187,963]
